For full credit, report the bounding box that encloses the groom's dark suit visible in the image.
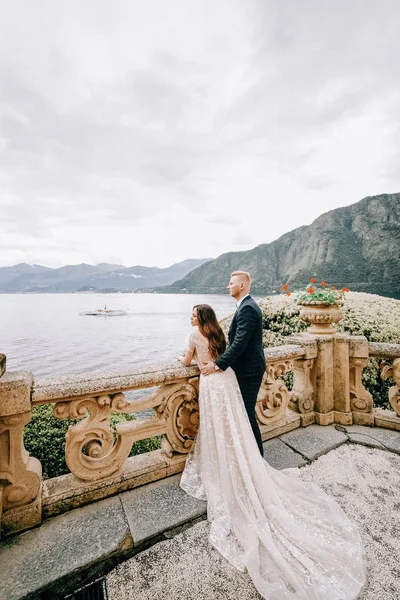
[215,295,266,455]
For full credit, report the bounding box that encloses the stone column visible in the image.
[333,334,352,425]
[0,366,42,538]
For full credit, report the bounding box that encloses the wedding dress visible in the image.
[180,331,366,600]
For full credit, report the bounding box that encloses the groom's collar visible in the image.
[236,294,250,308]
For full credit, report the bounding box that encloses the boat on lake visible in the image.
[80,307,128,316]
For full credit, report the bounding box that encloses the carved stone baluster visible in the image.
[349,358,373,420]
[348,337,374,426]
[0,370,42,538]
[287,338,317,427]
[256,360,292,425]
[381,358,400,417]
[289,358,315,426]
[348,337,374,425]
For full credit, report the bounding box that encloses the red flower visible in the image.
[321,281,327,287]
[332,286,337,290]
[285,292,291,297]
[342,287,350,293]
[307,287,315,294]
[280,283,289,292]
[309,277,317,283]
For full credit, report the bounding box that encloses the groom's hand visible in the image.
[200,361,216,376]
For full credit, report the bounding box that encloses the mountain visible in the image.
[160,193,400,297]
[0,259,212,293]
[0,263,52,287]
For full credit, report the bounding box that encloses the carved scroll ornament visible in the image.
[381,357,400,416]
[289,358,314,414]
[256,360,292,424]
[155,380,199,458]
[53,392,138,481]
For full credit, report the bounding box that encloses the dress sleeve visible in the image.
[185,332,196,353]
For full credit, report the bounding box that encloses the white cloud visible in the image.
[0,0,399,268]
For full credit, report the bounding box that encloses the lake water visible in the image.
[0,293,246,378]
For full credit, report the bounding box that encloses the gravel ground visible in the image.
[106,444,400,600]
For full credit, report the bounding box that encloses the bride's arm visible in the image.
[178,333,196,366]
[178,347,195,367]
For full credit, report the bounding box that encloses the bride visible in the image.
[178,304,366,600]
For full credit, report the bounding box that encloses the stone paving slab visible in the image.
[120,474,207,547]
[343,424,400,453]
[279,424,348,460]
[0,496,132,600]
[262,437,307,469]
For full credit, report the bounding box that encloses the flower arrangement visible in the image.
[280,278,350,305]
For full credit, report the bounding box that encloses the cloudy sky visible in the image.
[0,1,399,268]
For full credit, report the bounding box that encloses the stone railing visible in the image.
[1,335,400,539]
[0,346,304,537]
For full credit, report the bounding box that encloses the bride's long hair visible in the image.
[194,304,226,360]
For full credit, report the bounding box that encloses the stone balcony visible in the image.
[1,330,400,599]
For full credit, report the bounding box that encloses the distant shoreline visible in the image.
[1,290,400,301]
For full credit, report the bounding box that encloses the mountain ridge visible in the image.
[0,259,212,293]
[160,193,400,297]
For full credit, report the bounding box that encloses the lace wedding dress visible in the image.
[180,331,366,600]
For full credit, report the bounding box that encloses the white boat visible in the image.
[80,308,128,316]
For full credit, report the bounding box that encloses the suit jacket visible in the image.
[215,295,266,378]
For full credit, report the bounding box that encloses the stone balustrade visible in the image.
[1,336,400,539]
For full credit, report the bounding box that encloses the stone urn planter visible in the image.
[298,300,343,334]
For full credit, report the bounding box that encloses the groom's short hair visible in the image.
[231,271,251,286]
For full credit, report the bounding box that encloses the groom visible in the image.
[201,271,266,455]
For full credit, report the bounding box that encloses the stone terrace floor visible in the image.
[1,424,400,600]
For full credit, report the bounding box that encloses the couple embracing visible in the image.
[178,271,366,600]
